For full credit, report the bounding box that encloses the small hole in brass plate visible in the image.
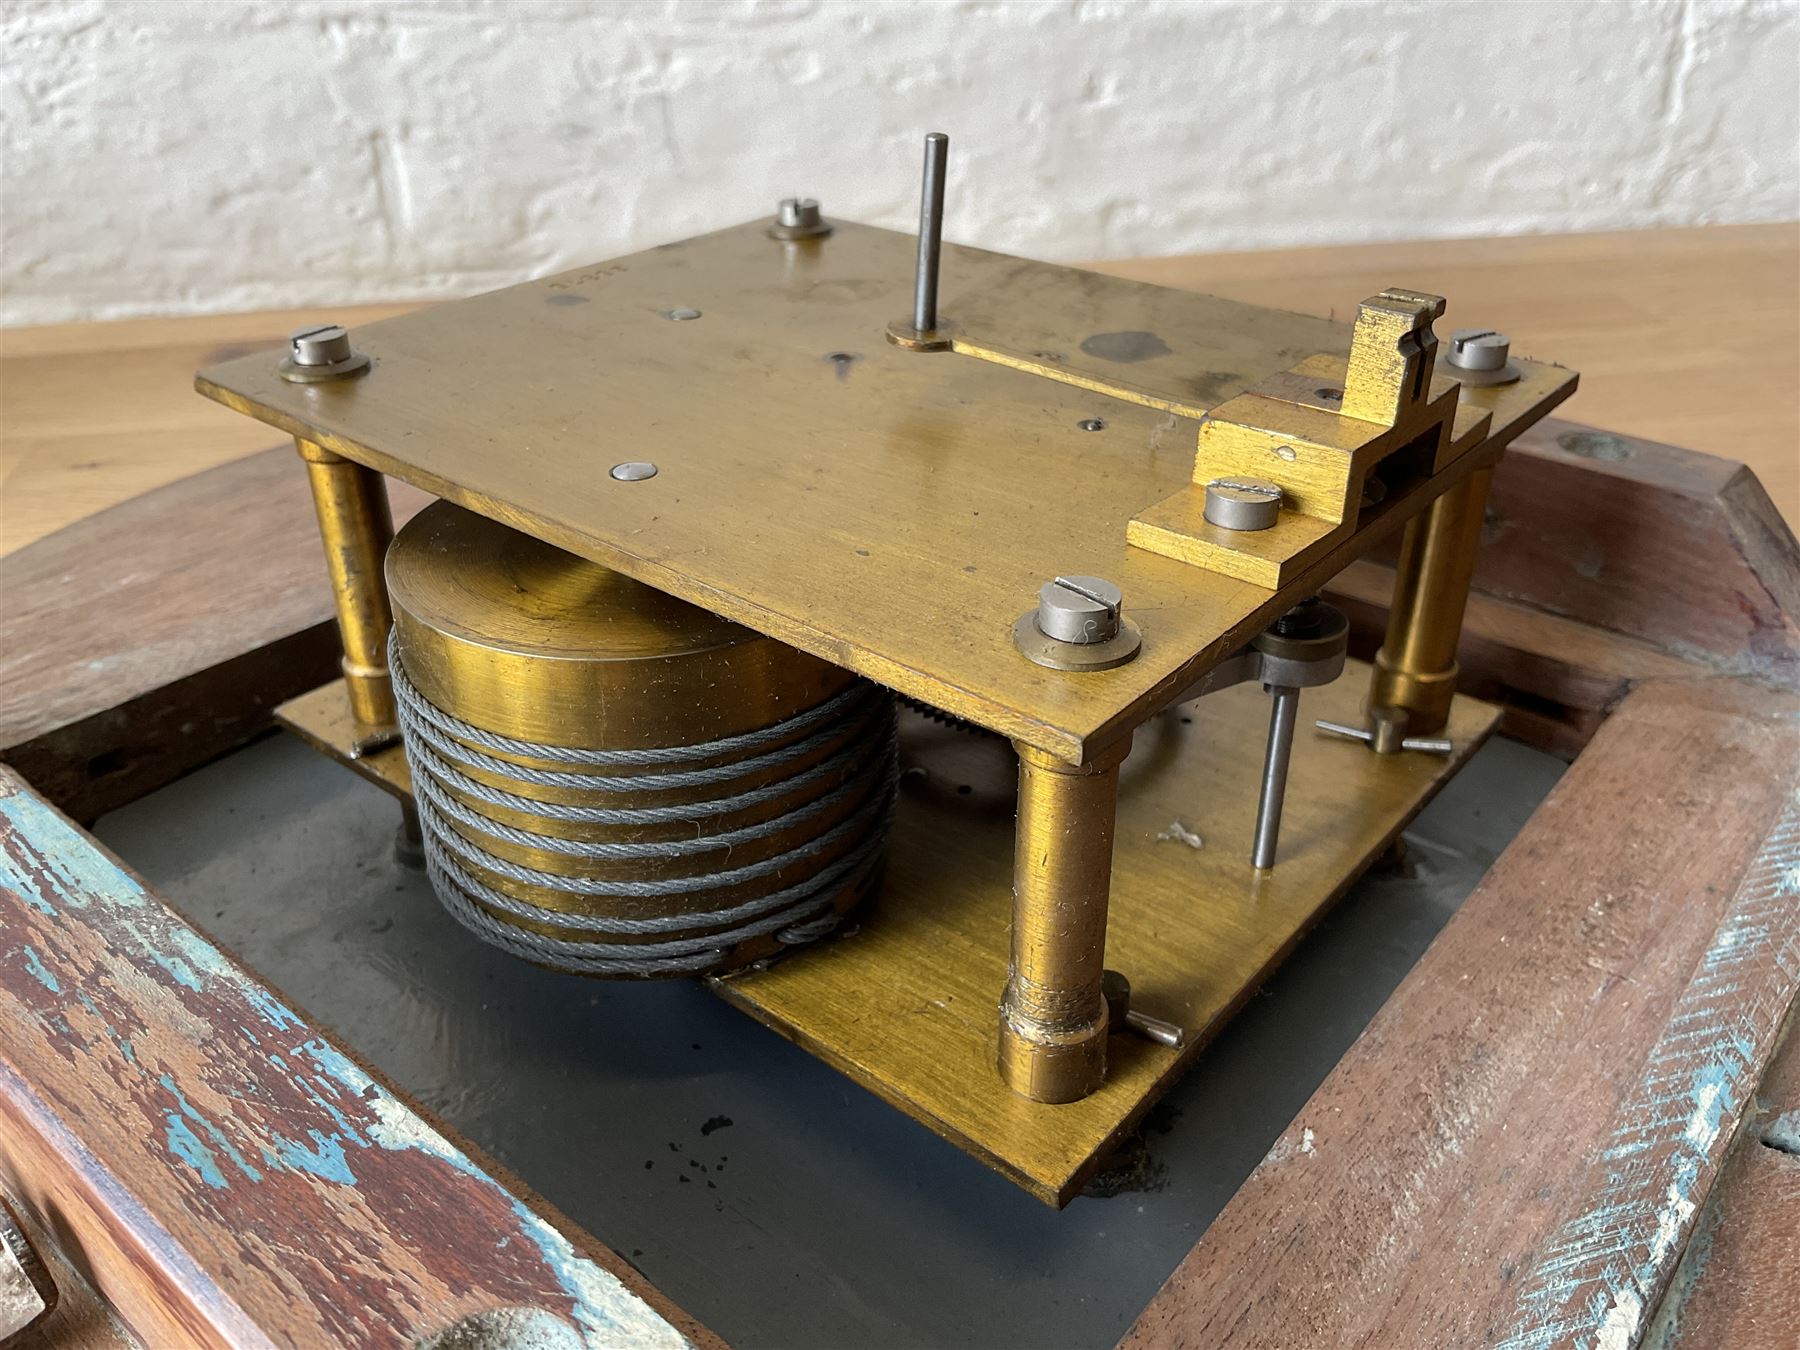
[1315,387,1343,401]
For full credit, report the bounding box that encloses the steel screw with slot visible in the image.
[1036,576,1121,644]
[1446,328,1510,370]
[1014,574,1142,671]
[291,324,353,366]
[770,197,832,240]
[278,321,370,383]
[1204,477,1283,532]
[1442,327,1519,386]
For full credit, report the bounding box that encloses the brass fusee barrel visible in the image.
[386,502,896,978]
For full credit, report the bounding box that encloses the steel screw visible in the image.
[1446,328,1510,372]
[770,197,832,240]
[1036,576,1122,645]
[1205,477,1283,532]
[778,197,823,230]
[609,462,658,482]
[290,323,353,367]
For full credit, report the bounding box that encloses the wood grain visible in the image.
[0,768,716,1349]
[1483,417,1800,684]
[0,447,428,822]
[1119,676,1800,1350]
[0,304,414,557]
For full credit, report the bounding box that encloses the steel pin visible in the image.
[1315,719,1454,755]
[1252,684,1300,870]
[913,132,948,334]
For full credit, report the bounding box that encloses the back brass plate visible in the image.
[202,222,1569,761]
[279,664,1498,1205]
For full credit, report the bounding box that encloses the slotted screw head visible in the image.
[290,323,353,367]
[1446,328,1510,371]
[1037,575,1122,645]
[777,197,823,229]
[1204,477,1283,531]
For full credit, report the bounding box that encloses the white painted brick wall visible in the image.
[3,0,1796,325]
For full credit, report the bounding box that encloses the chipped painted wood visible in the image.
[1496,781,1800,1350]
[1646,1009,1800,1349]
[0,768,716,1349]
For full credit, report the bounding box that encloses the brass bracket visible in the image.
[1126,289,1494,589]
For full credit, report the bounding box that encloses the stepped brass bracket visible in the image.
[1126,289,1494,588]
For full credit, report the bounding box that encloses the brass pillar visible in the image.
[1368,464,1493,738]
[998,735,1132,1104]
[296,438,397,746]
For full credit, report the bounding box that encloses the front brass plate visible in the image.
[279,664,1498,1205]
[204,222,1568,762]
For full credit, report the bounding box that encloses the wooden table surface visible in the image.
[1,222,1794,556]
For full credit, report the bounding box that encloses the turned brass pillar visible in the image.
[1368,464,1493,738]
[296,438,397,747]
[998,735,1132,1104]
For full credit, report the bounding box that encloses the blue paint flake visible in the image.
[149,950,202,991]
[158,1074,263,1183]
[0,791,144,910]
[168,925,237,980]
[165,1114,227,1189]
[244,986,303,1031]
[272,1129,357,1185]
[18,945,59,993]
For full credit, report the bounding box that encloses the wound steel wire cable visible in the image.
[393,647,884,794]
[391,637,898,976]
